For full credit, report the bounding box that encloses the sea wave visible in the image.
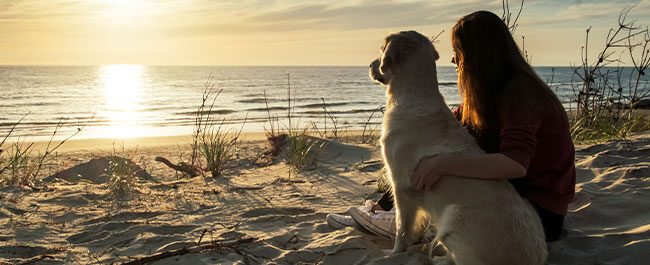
[239,94,322,103]
[0,102,59,108]
[245,106,288,112]
[174,109,237,116]
[236,98,283,104]
[301,108,381,115]
[298,102,351,108]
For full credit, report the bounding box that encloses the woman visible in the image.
[411,10,575,242]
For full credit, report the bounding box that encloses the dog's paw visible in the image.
[379,249,393,256]
[371,250,432,265]
[389,247,407,255]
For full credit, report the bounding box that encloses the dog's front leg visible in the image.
[391,188,426,254]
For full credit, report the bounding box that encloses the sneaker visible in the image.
[348,205,396,239]
[326,213,360,229]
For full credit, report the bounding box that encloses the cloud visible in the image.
[167,0,502,37]
[520,0,648,27]
[0,0,82,20]
[249,0,502,30]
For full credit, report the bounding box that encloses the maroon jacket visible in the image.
[454,103,576,215]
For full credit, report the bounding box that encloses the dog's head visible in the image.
[369,30,439,85]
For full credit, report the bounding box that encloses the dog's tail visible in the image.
[432,204,461,244]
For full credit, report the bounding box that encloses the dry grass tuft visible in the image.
[191,75,243,178]
[283,127,325,173]
[0,115,83,187]
[104,144,141,196]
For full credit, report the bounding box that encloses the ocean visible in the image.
[0,65,642,141]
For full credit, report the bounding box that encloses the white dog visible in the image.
[369,30,547,265]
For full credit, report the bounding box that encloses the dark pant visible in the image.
[376,191,394,212]
[531,202,565,242]
[376,192,564,242]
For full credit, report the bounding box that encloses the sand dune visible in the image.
[1,132,649,264]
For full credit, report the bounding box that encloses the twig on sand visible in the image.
[17,254,57,265]
[215,222,242,230]
[196,229,208,246]
[313,247,368,264]
[120,237,259,265]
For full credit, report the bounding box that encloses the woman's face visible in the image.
[452,51,463,95]
[451,52,459,73]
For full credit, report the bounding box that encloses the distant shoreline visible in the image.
[27,130,381,153]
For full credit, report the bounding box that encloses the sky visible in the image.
[1,0,649,66]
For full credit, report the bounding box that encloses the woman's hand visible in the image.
[410,153,526,191]
[411,155,446,191]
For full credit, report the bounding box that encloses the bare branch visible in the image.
[121,237,259,265]
[430,30,445,43]
[501,0,525,33]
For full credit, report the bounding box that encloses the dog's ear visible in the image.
[379,51,393,74]
[380,40,403,74]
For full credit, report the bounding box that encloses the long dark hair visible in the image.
[451,11,564,149]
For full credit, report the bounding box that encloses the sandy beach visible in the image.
[1,130,649,264]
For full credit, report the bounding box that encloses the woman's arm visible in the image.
[411,153,526,191]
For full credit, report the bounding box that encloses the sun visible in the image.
[98,64,149,138]
[96,0,141,6]
[94,0,148,21]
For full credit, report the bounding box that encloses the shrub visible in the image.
[569,8,650,142]
[105,156,139,195]
[191,75,243,178]
[0,116,82,187]
[284,126,325,173]
[200,125,240,178]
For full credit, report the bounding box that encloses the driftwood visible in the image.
[121,237,259,265]
[154,157,202,177]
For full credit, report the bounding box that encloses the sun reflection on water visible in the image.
[99,64,149,138]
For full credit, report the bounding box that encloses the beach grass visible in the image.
[565,7,650,144]
[200,125,241,178]
[0,116,37,187]
[106,156,139,195]
[284,126,325,173]
[190,76,244,178]
[0,140,35,187]
[262,75,327,177]
[360,106,383,146]
[317,97,345,141]
[375,168,391,194]
[103,144,141,196]
[569,109,650,144]
[0,116,82,187]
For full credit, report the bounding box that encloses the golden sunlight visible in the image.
[99,64,149,138]
[95,0,148,21]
